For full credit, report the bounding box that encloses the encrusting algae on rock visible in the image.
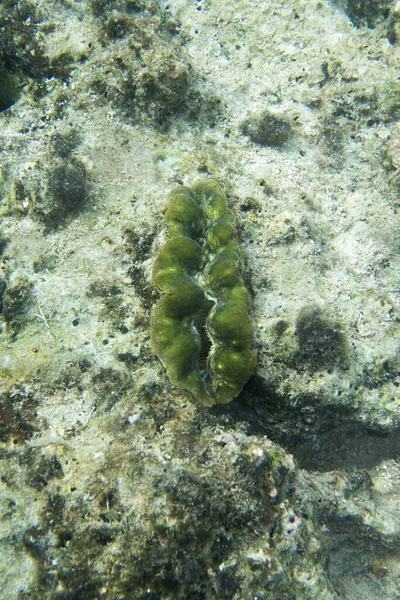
[151,181,256,406]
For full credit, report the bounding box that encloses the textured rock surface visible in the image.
[0,0,399,598]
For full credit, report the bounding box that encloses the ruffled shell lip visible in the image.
[150,180,256,406]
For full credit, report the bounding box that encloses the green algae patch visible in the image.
[151,182,256,406]
[0,68,20,111]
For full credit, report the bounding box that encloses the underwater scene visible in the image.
[0,0,399,598]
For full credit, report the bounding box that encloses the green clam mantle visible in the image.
[151,181,256,406]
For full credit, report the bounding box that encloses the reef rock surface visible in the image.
[0,1,399,598]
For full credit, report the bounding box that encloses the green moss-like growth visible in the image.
[333,0,392,29]
[151,182,256,406]
[39,158,88,227]
[241,110,292,147]
[2,276,32,336]
[48,160,87,211]
[0,384,39,442]
[0,277,6,314]
[295,305,347,367]
[50,129,81,159]
[0,67,19,111]
[0,2,49,81]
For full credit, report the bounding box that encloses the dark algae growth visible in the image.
[151,181,256,406]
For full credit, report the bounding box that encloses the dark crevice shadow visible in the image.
[291,425,400,471]
[209,375,400,472]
